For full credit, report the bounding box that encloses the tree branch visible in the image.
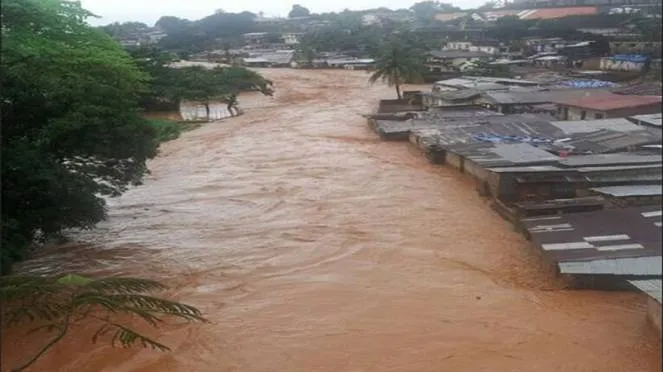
[11,321,68,372]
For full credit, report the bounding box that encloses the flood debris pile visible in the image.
[368,83,663,336]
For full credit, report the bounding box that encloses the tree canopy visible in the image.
[1,0,159,274]
[289,4,311,18]
[410,1,461,19]
[369,37,426,99]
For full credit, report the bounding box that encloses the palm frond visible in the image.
[86,277,168,294]
[108,322,171,351]
[106,294,207,322]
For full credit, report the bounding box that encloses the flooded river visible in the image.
[6,69,661,371]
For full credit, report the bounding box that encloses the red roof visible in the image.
[520,7,597,20]
[553,94,662,111]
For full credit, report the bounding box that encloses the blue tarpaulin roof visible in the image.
[560,79,617,88]
[609,54,649,63]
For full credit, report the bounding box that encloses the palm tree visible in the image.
[2,274,207,371]
[369,41,425,99]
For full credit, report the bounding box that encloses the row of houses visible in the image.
[366,80,662,336]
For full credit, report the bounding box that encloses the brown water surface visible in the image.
[5,69,661,372]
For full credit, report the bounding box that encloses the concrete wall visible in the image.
[463,159,492,182]
[647,297,661,337]
[446,152,464,172]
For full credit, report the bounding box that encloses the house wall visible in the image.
[463,160,492,182]
[599,58,646,72]
[647,297,661,337]
[446,152,464,172]
[599,194,662,208]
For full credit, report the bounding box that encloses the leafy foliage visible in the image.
[2,274,207,371]
[288,4,311,18]
[410,1,461,20]
[1,0,160,274]
[369,38,427,99]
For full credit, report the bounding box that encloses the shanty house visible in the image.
[553,94,662,120]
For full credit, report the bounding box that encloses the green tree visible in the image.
[289,4,311,18]
[164,66,273,120]
[410,1,460,20]
[369,40,426,99]
[99,21,150,39]
[1,0,160,273]
[2,274,206,371]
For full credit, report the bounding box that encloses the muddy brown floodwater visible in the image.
[5,69,661,372]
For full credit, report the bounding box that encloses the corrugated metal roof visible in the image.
[591,184,662,197]
[487,165,565,173]
[553,94,662,111]
[411,114,564,148]
[548,129,661,154]
[447,142,560,167]
[558,154,661,167]
[560,256,661,275]
[629,113,662,127]
[373,108,500,139]
[521,206,662,273]
[628,279,662,303]
[551,118,643,134]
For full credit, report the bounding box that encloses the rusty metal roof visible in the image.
[521,206,662,275]
[519,7,598,20]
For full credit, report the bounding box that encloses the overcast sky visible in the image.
[81,0,484,26]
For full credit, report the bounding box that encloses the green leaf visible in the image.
[56,274,92,286]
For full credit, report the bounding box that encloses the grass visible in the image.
[147,119,203,144]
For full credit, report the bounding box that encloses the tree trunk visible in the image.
[396,84,402,99]
[205,103,210,122]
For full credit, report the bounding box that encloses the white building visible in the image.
[282,33,301,45]
[443,41,501,55]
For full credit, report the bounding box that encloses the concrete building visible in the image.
[281,33,301,45]
[600,55,649,72]
[553,94,662,120]
[426,51,493,72]
[443,41,504,55]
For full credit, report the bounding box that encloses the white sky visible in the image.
[81,0,485,26]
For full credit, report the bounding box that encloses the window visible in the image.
[580,110,587,120]
[594,113,604,119]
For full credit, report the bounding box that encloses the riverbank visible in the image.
[5,69,660,372]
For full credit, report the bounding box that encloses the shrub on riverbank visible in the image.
[147,119,194,143]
